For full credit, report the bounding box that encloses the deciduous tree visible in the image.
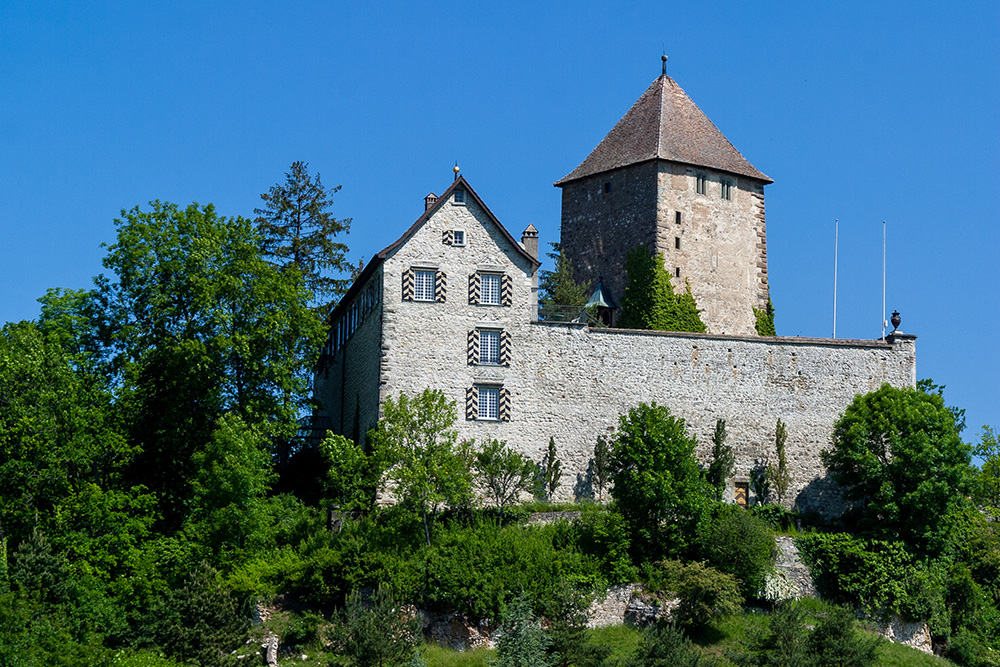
[822,382,973,554]
[368,389,473,545]
[475,439,536,521]
[609,402,711,561]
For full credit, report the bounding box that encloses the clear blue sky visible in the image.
[2,2,997,446]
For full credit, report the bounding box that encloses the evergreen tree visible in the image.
[754,297,777,336]
[706,419,735,502]
[592,436,610,503]
[767,418,791,505]
[254,161,355,314]
[543,437,563,502]
[334,588,421,667]
[490,593,550,667]
[538,242,590,307]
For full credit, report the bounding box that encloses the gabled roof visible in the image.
[327,176,540,324]
[555,75,772,186]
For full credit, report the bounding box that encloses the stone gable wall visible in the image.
[378,191,538,447]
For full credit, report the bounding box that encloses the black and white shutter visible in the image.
[468,272,481,305]
[499,387,511,422]
[401,268,414,301]
[442,230,454,245]
[467,330,479,365]
[499,330,511,367]
[501,274,513,306]
[465,386,478,420]
[435,271,447,302]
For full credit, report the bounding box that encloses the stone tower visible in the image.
[556,72,772,335]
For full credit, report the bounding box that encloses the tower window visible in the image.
[602,181,612,194]
[696,174,707,195]
[675,267,681,277]
[675,211,682,225]
[675,237,681,250]
[720,179,733,200]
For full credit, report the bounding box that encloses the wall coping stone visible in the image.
[530,320,914,350]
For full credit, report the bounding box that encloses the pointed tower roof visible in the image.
[555,75,772,185]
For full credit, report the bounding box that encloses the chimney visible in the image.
[424,192,438,211]
[521,224,539,260]
[522,225,540,321]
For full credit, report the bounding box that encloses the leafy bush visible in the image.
[646,560,741,633]
[748,504,797,532]
[697,504,776,599]
[795,533,913,619]
[573,508,638,584]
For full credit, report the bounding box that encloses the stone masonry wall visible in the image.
[559,162,659,302]
[314,267,384,447]
[655,163,768,336]
[506,325,916,513]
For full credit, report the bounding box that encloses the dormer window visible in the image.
[454,190,466,205]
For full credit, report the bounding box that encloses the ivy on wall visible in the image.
[618,246,706,333]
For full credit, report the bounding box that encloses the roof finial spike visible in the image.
[661,54,668,77]
[453,161,460,181]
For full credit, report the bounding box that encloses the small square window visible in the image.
[602,181,612,194]
[414,270,435,301]
[454,190,466,204]
[453,230,465,246]
[720,179,733,200]
[481,273,501,305]
[478,387,499,420]
[479,330,500,364]
[696,174,707,195]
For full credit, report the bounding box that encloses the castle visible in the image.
[313,67,916,513]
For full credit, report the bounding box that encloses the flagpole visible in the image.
[881,220,886,340]
[833,219,838,339]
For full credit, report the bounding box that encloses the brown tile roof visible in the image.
[555,75,772,185]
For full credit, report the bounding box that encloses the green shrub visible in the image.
[647,560,741,633]
[573,508,638,584]
[795,533,913,619]
[629,622,705,667]
[697,505,775,599]
[333,588,421,667]
[748,504,797,532]
[734,601,810,667]
[807,604,881,667]
[490,592,550,667]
